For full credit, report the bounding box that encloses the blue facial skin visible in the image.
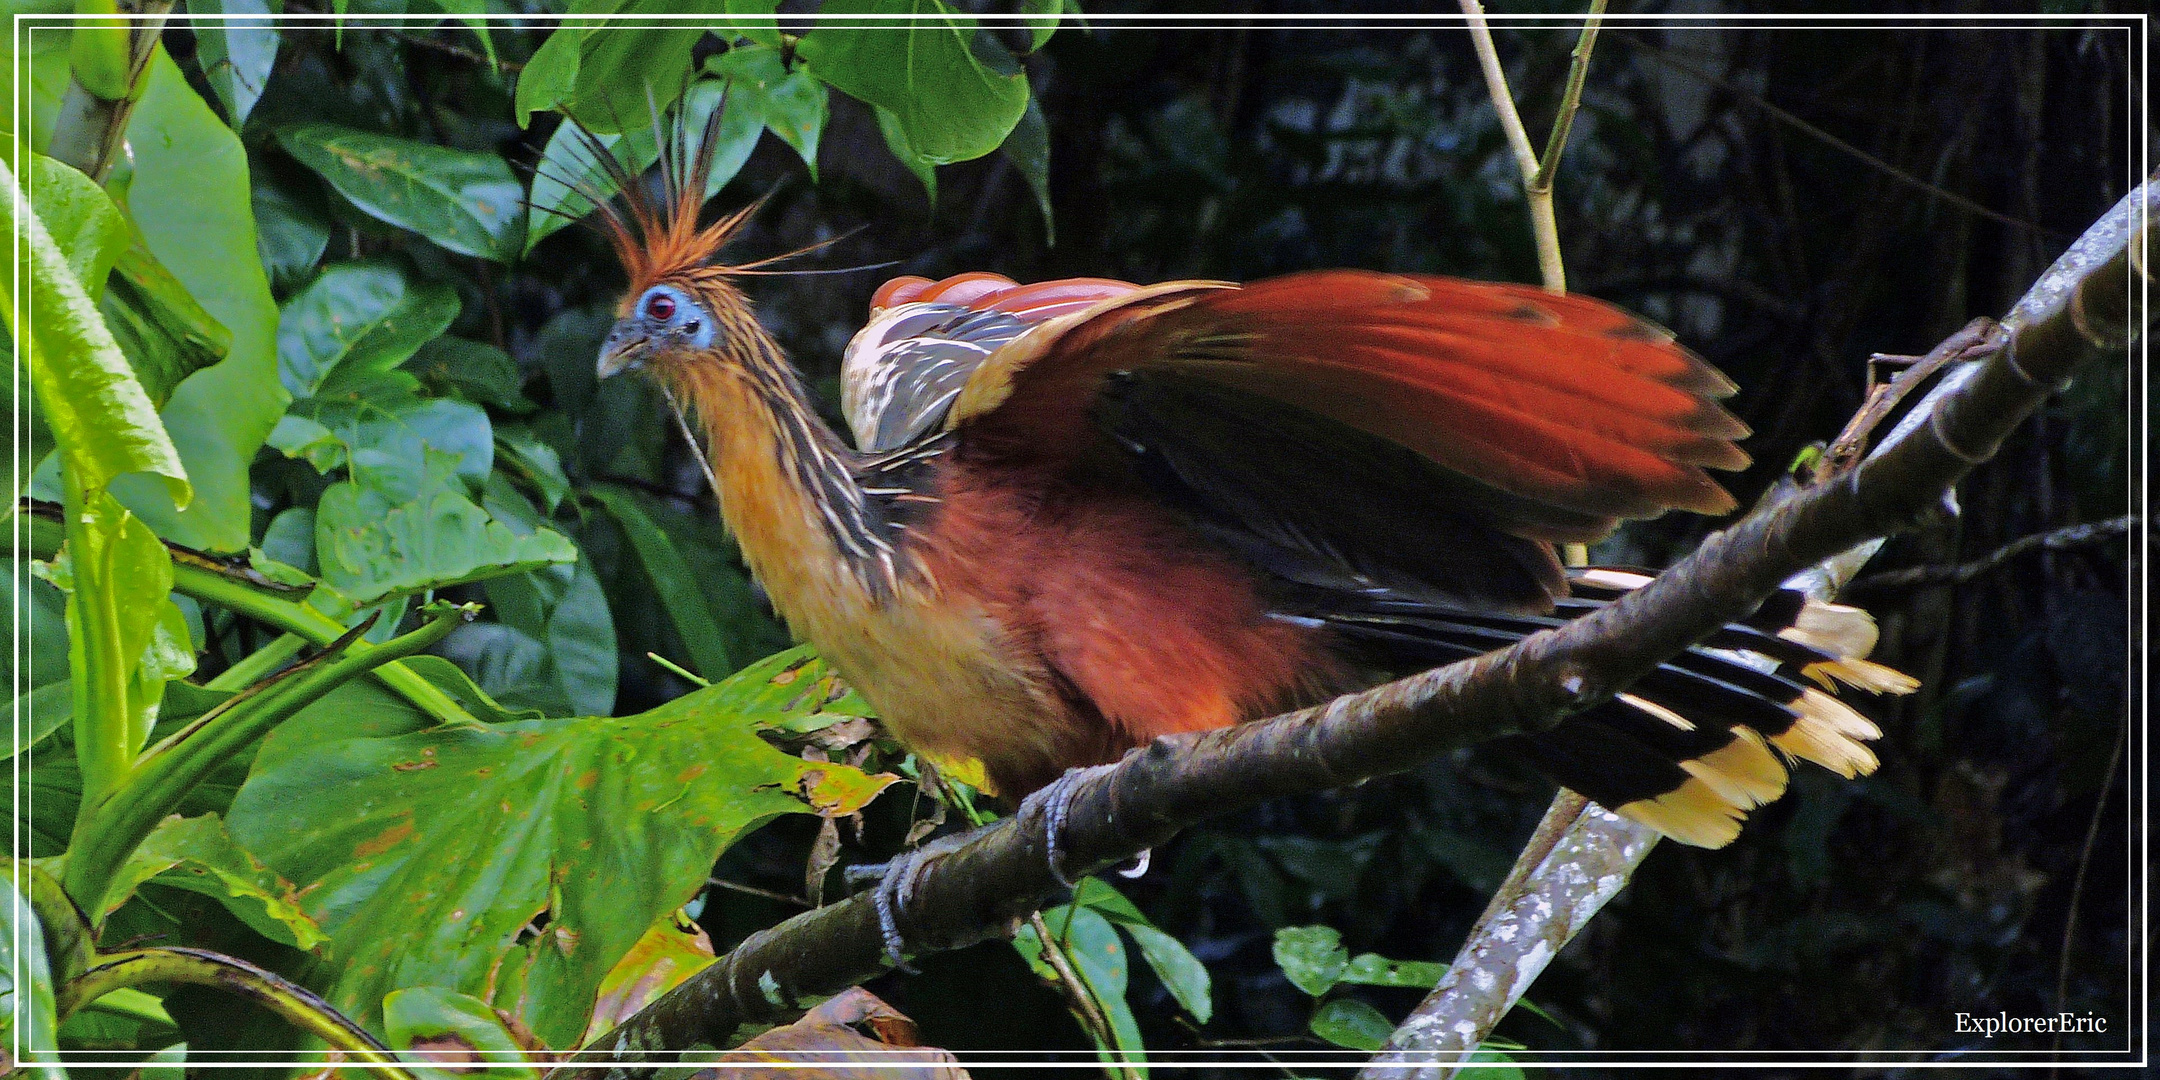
[597,283,717,376]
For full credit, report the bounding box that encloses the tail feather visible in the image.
[1324,566,1914,848]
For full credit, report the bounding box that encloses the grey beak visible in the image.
[597,323,648,378]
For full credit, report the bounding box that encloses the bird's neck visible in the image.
[663,333,899,617]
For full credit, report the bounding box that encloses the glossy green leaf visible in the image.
[525,78,748,254]
[276,261,461,398]
[1022,0,1069,52]
[1031,904,1147,1074]
[797,0,1030,166]
[479,559,617,717]
[0,17,72,180]
[101,239,234,409]
[492,426,569,512]
[225,649,898,1048]
[1071,877,1212,1023]
[315,473,579,605]
[27,154,128,298]
[191,0,281,126]
[708,44,828,178]
[1309,997,1393,1052]
[398,655,544,725]
[3,157,188,505]
[588,482,733,681]
[1272,925,1349,997]
[722,645,876,734]
[285,371,493,494]
[715,0,783,48]
[252,181,331,291]
[383,987,537,1080]
[103,813,328,951]
[277,123,525,262]
[1341,951,1447,989]
[0,880,65,1079]
[110,51,285,553]
[515,2,703,134]
[412,336,537,413]
[874,104,937,204]
[1005,96,1053,241]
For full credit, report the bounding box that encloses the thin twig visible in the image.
[1028,911,1133,1080]
[1849,516,2133,592]
[1532,1,1607,195]
[705,877,810,909]
[2051,714,2127,1063]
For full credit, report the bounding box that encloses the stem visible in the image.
[1531,2,1605,194]
[205,632,306,690]
[58,946,413,1080]
[62,602,475,919]
[171,561,481,729]
[47,1,176,182]
[1460,0,1604,295]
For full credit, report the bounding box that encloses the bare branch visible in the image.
[1850,515,2133,592]
[553,179,2147,1080]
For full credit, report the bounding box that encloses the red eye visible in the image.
[646,294,676,321]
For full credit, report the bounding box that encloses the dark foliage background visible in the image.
[101,3,2138,1068]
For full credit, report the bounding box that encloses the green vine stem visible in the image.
[62,601,477,919]
[57,946,415,1080]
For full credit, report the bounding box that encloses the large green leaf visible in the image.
[797,0,1030,166]
[225,650,899,1048]
[313,472,579,606]
[2,157,187,504]
[100,239,234,409]
[383,987,537,1080]
[0,880,66,1080]
[276,123,525,263]
[252,180,331,290]
[477,559,618,718]
[191,0,281,126]
[26,154,128,299]
[276,261,461,398]
[513,1,704,134]
[110,50,285,553]
[103,813,328,952]
[706,44,828,178]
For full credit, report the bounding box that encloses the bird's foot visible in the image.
[845,831,970,974]
[1025,763,1122,888]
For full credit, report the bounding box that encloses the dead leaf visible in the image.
[696,989,969,1080]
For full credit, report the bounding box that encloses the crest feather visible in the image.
[565,91,753,300]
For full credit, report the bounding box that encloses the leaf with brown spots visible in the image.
[225,648,898,1049]
[699,989,969,1080]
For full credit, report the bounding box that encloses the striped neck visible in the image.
[661,328,902,604]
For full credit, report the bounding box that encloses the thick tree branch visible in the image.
[558,181,2147,1079]
[1363,182,2147,1072]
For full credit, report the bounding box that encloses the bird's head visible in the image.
[570,104,769,383]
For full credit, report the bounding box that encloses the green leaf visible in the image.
[383,987,538,1080]
[1124,923,1212,1024]
[797,0,1031,165]
[1005,95,1053,241]
[1272,925,1349,997]
[516,2,704,134]
[874,104,937,203]
[103,813,329,951]
[413,336,537,413]
[3,157,189,504]
[1309,997,1393,1052]
[1341,951,1447,989]
[715,0,783,48]
[723,645,876,733]
[0,880,66,1079]
[277,123,525,263]
[588,483,733,680]
[707,44,828,179]
[191,0,281,126]
[276,261,461,398]
[492,426,570,511]
[289,373,494,498]
[27,154,129,299]
[398,655,544,725]
[225,649,898,1048]
[1033,904,1147,1074]
[1022,0,1068,51]
[580,910,714,1046]
[100,238,235,409]
[110,50,286,553]
[252,181,331,291]
[522,78,747,253]
[479,559,617,717]
[315,473,579,606]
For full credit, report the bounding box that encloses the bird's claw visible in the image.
[1026,763,1121,888]
[846,850,930,974]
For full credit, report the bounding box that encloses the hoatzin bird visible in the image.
[578,111,1912,882]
